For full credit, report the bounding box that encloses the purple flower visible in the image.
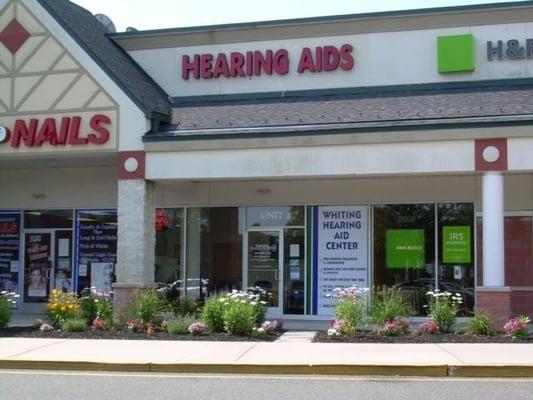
[188,322,207,335]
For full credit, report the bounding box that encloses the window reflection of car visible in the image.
[393,278,473,313]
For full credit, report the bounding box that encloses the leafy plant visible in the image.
[134,289,164,326]
[333,286,369,335]
[370,286,412,326]
[203,295,225,333]
[0,291,18,330]
[223,300,254,335]
[418,320,440,334]
[79,288,98,324]
[91,318,110,330]
[377,319,410,336]
[425,290,462,333]
[464,311,494,336]
[504,315,530,339]
[166,317,198,335]
[47,289,81,327]
[126,319,144,333]
[60,317,87,332]
[95,295,114,327]
[174,297,199,318]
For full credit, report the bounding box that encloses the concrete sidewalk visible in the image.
[1,338,533,377]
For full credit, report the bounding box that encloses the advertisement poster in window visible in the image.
[314,206,368,316]
[75,210,117,292]
[385,229,425,269]
[0,212,21,303]
[24,233,51,301]
[442,226,471,264]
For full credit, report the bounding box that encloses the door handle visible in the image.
[274,270,280,281]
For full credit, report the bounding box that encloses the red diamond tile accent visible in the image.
[0,19,30,54]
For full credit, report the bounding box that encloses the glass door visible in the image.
[246,229,282,316]
[23,231,53,312]
[283,228,305,315]
[53,230,73,293]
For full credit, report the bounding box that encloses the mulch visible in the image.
[313,331,533,343]
[0,326,282,342]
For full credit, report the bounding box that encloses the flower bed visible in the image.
[318,285,533,343]
[0,287,284,342]
[313,330,533,343]
[0,326,283,341]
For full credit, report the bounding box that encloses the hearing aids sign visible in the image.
[181,44,354,80]
[0,111,117,154]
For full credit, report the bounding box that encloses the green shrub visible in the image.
[135,289,164,326]
[96,296,114,324]
[370,286,412,326]
[174,297,199,318]
[203,295,225,333]
[0,291,17,330]
[167,317,198,335]
[223,301,254,335]
[464,311,494,336]
[79,288,98,323]
[426,291,462,333]
[251,302,266,325]
[60,317,87,332]
[335,297,367,335]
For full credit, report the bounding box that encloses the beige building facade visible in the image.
[1,0,533,325]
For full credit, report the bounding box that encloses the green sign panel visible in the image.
[437,34,475,73]
[386,229,425,269]
[442,226,471,264]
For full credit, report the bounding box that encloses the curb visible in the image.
[2,360,533,377]
[0,360,446,376]
[0,360,150,372]
[150,363,447,376]
[448,365,533,377]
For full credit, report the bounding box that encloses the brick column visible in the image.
[113,152,156,321]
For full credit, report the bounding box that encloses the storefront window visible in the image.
[186,207,242,300]
[373,203,475,316]
[155,209,183,289]
[75,210,117,292]
[24,210,73,229]
[373,204,436,315]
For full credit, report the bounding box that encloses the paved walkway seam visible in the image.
[233,343,259,362]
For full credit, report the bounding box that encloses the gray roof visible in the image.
[39,0,172,118]
[155,84,533,138]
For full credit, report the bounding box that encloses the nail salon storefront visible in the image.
[2,0,533,324]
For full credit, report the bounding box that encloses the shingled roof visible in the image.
[148,83,533,140]
[39,0,172,118]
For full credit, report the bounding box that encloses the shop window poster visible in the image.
[24,233,51,300]
[386,229,425,269]
[442,226,471,264]
[75,210,117,292]
[0,212,21,305]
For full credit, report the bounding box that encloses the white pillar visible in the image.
[482,172,505,287]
